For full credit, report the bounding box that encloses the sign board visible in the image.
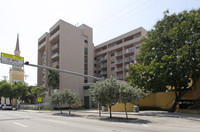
[38,97,42,103]
[0,52,24,67]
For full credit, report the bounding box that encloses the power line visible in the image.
[91,0,139,30]
[94,0,163,41]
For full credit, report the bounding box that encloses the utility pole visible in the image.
[2,76,8,81]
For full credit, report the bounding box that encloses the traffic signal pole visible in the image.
[24,61,104,81]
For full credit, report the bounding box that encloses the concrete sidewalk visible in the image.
[20,109,200,122]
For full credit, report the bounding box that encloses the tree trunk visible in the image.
[98,103,101,117]
[169,90,184,112]
[109,105,112,118]
[58,104,62,114]
[69,104,71,115]
[169,96,180,112]
[9,98,12,105]
[124,103,128,119]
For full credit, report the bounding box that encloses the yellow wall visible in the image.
[8,69,24,106]
[111,92,176,112]
[182,79,200,100]
[111,103,135,112]
[112,79,200,112]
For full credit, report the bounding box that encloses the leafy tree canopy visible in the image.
[90,76,121,118]
[127,9,200,112]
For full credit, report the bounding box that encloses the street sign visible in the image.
[0,52,24,67]
[38,97,42,103]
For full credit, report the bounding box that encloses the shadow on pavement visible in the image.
[86,116,151,124]
[52,113,82,117]
[136,111,200,120]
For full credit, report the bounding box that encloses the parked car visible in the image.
[0,104,2,110]
[2,104,13,110]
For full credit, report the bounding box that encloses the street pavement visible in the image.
[0,109,200,132]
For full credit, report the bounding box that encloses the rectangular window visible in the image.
[84,71,88,75]
[84,63,88,70]
[136,44,142,49]
[84,56,88,63]
[111,52,115,57]
[84,86,89,90]
[111,67,115,71]
[84,79,88,83]
[50,25,60,36]
[110,59,115,64]
[84,47,88,55]
[84,40,88,43]
[94,70,97,74]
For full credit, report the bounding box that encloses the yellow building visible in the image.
[1,34,24,105]
[9,34,24,82]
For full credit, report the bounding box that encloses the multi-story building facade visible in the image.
[94,27,147,81]
[38,20,94,107]
[38,19,147,108]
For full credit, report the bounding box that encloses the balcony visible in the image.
[124,57,130,62]
[52,61,59,67]
[116,74,123,80]
[115,51,123,57]
[38,41,46,50]
[115,59,123,64]
[100,55,107,61]
[100,71,107,75]
[115,67,123,72]
[125,72,129,77]
[51,44,59,51]
[124,65,129,70]
[124,47,134,54]
[51,52,59,59]
[100,63,107,68]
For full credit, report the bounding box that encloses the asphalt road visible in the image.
[0,110,200,132]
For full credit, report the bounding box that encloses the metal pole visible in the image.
[24,62,104,81]
[39,102,40,113]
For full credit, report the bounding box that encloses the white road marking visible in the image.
[142,124,148,127]
[13,122,28,128]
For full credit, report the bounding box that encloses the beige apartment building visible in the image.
[38,20,94,107]
[38,19,147,108]
[94,27,147,81]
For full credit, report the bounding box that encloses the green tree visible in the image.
[119,83,143,119]
[127,9,200,112]
[25,86,46,104]
[89,80,104,117]
[90,76,120,118]
[47,69,59,96]
[64,89,79,115]
[12,81,28,102]
[50,91,65,114]
[0,80,13,104]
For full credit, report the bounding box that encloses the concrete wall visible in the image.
[111,79,200,112]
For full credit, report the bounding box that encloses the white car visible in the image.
[2,104,12,110]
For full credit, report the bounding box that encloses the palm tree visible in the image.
[47,69,59,96]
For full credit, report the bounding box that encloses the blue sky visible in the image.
[0,0,199,85]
